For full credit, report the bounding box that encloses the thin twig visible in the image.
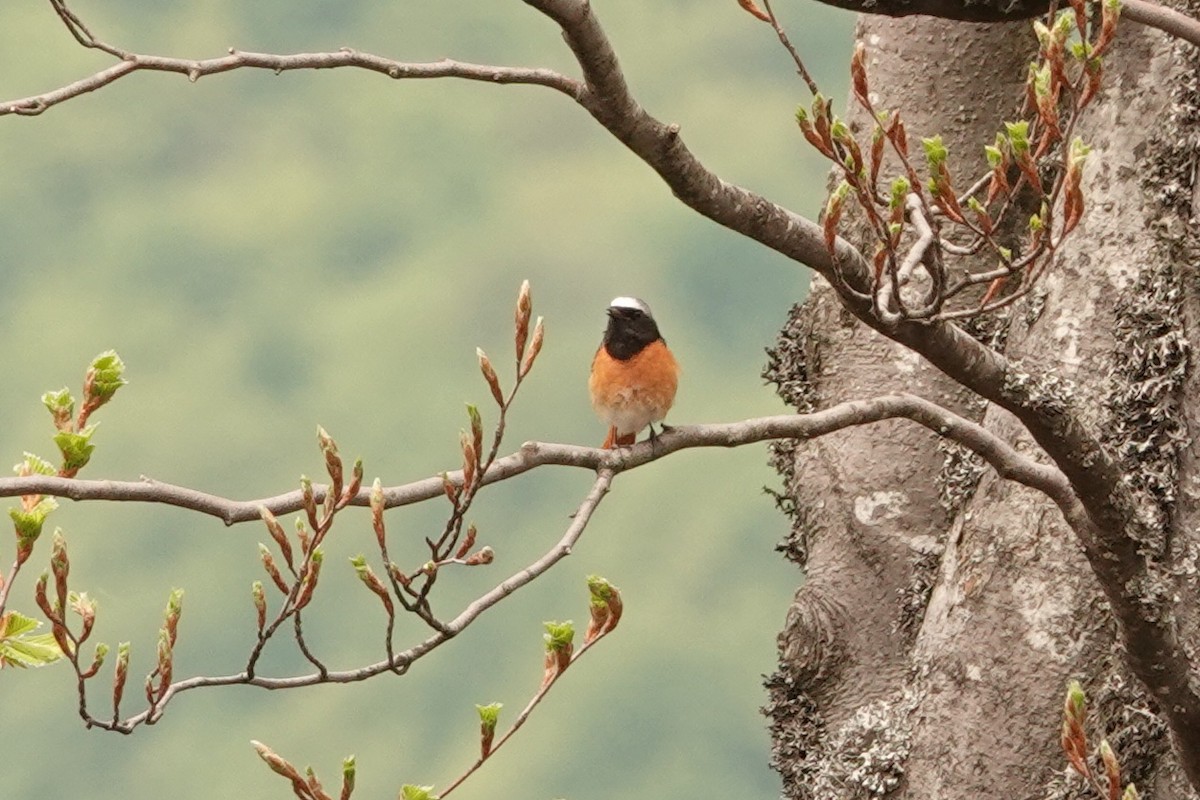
[2,49,579,118]
[760,0,820,95]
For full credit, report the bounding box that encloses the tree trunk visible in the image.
[766,10,1200,799]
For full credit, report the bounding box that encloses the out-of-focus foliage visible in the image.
[0,1,850,798]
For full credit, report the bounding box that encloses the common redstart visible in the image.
[589,296,679,449]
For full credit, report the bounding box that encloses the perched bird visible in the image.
[589,296,679,448]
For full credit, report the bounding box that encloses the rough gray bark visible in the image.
[766,10,1200,799]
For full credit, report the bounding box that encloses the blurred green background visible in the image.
[1,1,850,798]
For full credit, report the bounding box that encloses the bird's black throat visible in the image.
[603,308,662,361]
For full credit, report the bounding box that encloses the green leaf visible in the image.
[475,702,503,729]
[1005,121,1030,154]
[53,428,96,472]
[889,176,910,208]
[1066,679,1087,718]
[41,388,75,419]
[1,610,41,638]
[9,497,59,543]
[400,785,437,800]
[88,350,128,403]
[1053,9,1074,35]
[1069,137,1092,165]
[0,612,64,669]
[1032,20,1051,45]
[1032,64,1052,97]
[543,620,575,653]
[984,145,1003,168]
[921,135,948,168]
[586,575,615,605]
[13,452,56,477]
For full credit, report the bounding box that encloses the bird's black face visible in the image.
[604,304,662,361]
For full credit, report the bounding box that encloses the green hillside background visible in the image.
[1,1,851,798]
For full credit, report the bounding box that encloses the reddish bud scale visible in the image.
[296,558,323,610]
[51,620,71,657]
[850,43,870,111]
[342,460,364,508]
[455,523,478,559]
[469,415,484,468]
[260,549,291,595]
[979,277,1007,308]
[887,114,909,157]
[605,591,624,632]
[481,724,496,759]
[356,564,394,609]
[736,0,772,21]
[158,655,173,690]
[1036,96,1061,145]
[1081,60,1104,106]
[1100,741,1121,799]
[1096,7,1118,57]
[813,111,834,158]
[325,453,344,502]
[555,643,573,673]
[305,771,325,799]
[79,607,95,642]
[987,163,1010,205]
[823,198,844,254]
[844,136,865,178]
[464,547,494,566]
[1063,183,1084,236]
[371,491,387,553]
[301,481,319,532]
[520,317,544,379]
[461,440,477,492]
[477,349,506,407]
[260,509,294,571]
[113,653,129,711]
[254,742,307,783]
[441,474,461,507]
[81,650,104,679]
[34,574,54,620]
[253,585,267,632]
[869,131,886,189]
[51,549,69,615]
[974,207,994,236]
[388,563,413,590]
[1069,0,1088,41]
[585,605,610,645]
[799,118,835,160]
[540,650,559,691]
[1017,153,1043,194]
[515,280,533,364]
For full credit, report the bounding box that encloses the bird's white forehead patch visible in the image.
[609,296,652,315]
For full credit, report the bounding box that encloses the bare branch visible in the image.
[0,394,1073,524]
[0,49,579,118]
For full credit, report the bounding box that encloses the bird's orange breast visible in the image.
[589,339,679,435]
